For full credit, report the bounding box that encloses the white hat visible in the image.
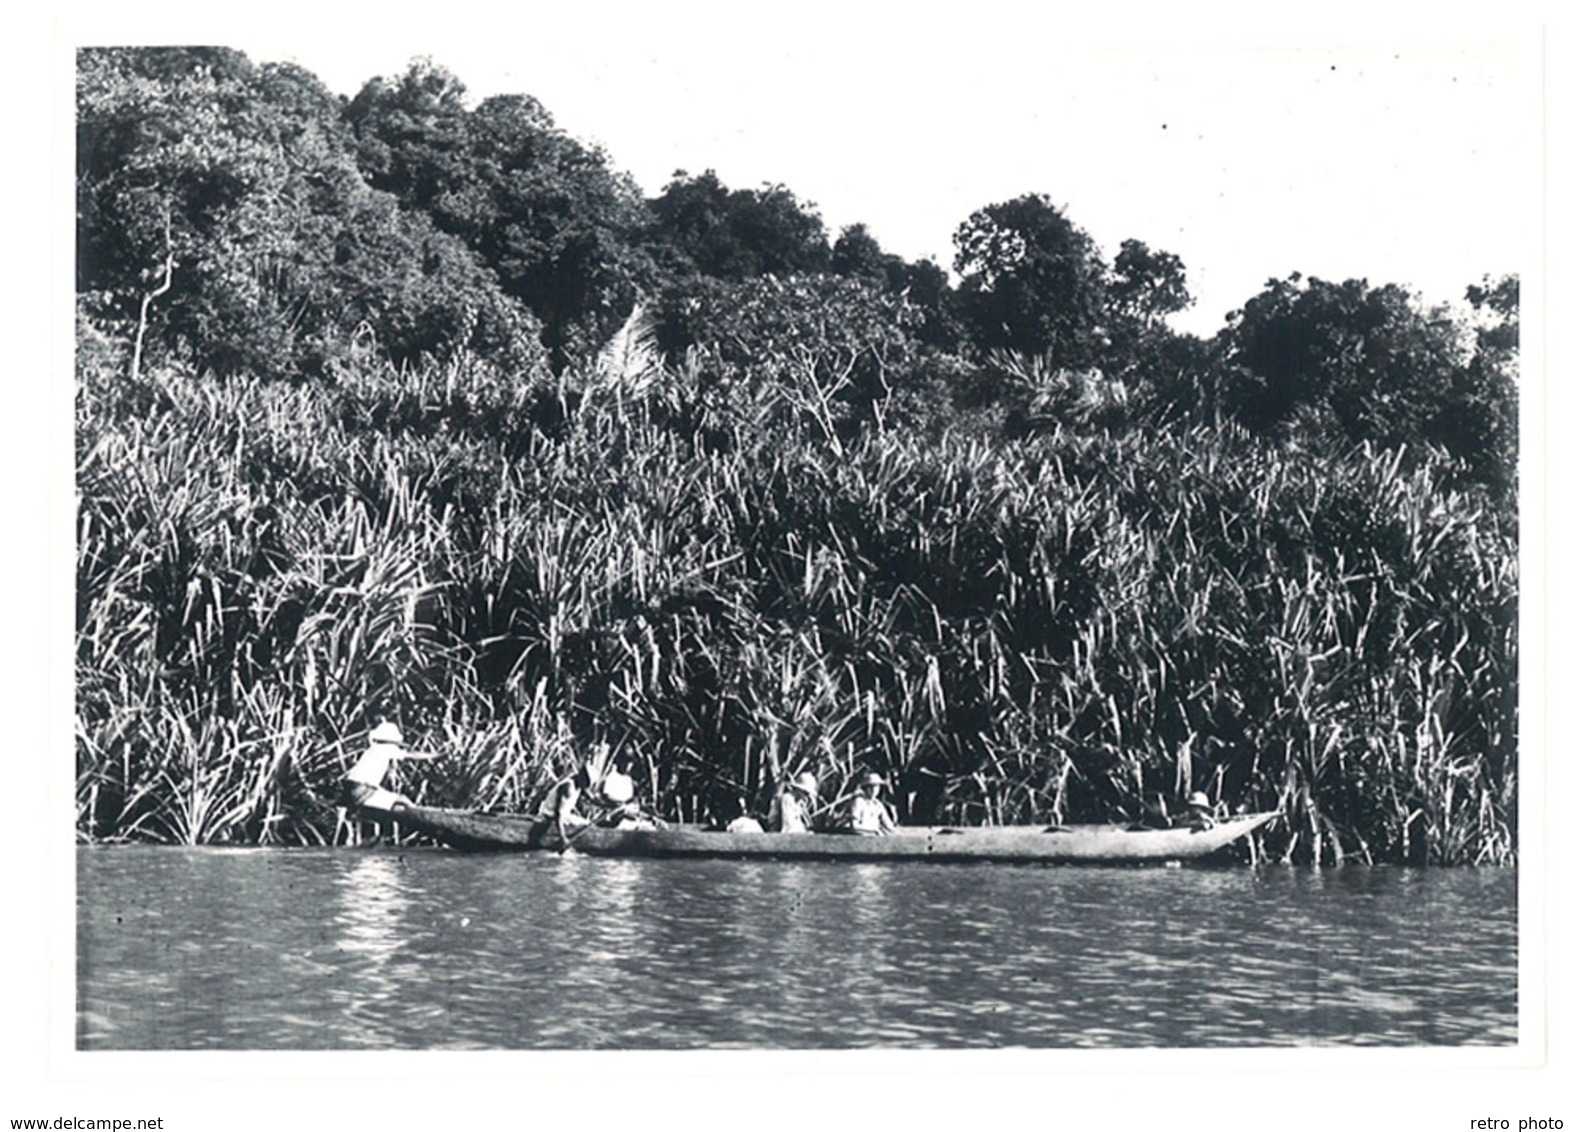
[370,722,405,745]
[1187,791,1211,809]
[600,769,635,804]
[791,772,818,795]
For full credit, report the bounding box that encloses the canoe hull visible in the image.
[370,804,1278,863]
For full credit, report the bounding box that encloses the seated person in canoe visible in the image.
[596,756,661,828]
[727,808,766,833]
[1180,790,1218,829]
[849,771,897,836]
[768,771,818,833]
[545,747,663,837]
[1132,790,1218,831]
[543,765,595,841]
[710,790,763,832]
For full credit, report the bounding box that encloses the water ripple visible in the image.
[77,850,1516,1049]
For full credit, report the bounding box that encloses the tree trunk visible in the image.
[130,249,174,382]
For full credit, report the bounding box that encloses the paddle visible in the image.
[557,803,633,854]
[762,724,789,830]
[811,790,855,822]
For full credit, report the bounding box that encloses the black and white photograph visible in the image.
[5,2,1565,1128]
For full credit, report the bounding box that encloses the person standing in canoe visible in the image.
[849,771,897,835]
[769,771,818,833]
[337,722,439,812]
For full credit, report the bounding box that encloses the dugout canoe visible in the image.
[364,802,1279,863]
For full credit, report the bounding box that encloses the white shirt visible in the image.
[850,794,893,835]
[600,769,635,805]
[346,742,404,787]
[776,790,812,833]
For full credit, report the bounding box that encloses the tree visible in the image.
[77,48,546,378]
[1108,239,1191,329]
[651,170,831,281]
[953,194,1108,366]
[831,223,900,284]
[325,188,548,373]
[1219,275,1479,459]
[342,57,473,210]
[78,52,248,305]
[78,47,339,376]
[1465,275,1519,383]
[829,227,963,351]
[1098,238,1198,411]
[1435,275,1518,497]
[467,95,660,361]
[346,65,660,364]
[890,257,966,353]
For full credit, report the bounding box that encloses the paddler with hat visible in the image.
[1181,790,1218,830]
[849,769,897,836]
[337,721,439,814]
[770,770,819,834]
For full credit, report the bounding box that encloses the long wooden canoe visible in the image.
[365,802,1278,863]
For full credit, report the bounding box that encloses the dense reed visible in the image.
[75,335,1516,863]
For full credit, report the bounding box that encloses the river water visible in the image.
[76,847,1516,1049]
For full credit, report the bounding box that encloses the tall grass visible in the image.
[75,338,1516,862]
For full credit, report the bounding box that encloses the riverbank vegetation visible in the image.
[76,48,1518,863]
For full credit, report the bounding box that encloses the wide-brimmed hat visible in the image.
[860,771,887,789]
[1186,791,1211,808]
[369,722,404,745]
[790,772,818,795]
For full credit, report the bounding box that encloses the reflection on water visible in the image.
[78,848,1516,1050]
[327,856,413,1047]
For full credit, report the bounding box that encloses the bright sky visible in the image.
[202,8,1534,337]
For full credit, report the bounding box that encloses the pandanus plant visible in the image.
[75,310,1515,861]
